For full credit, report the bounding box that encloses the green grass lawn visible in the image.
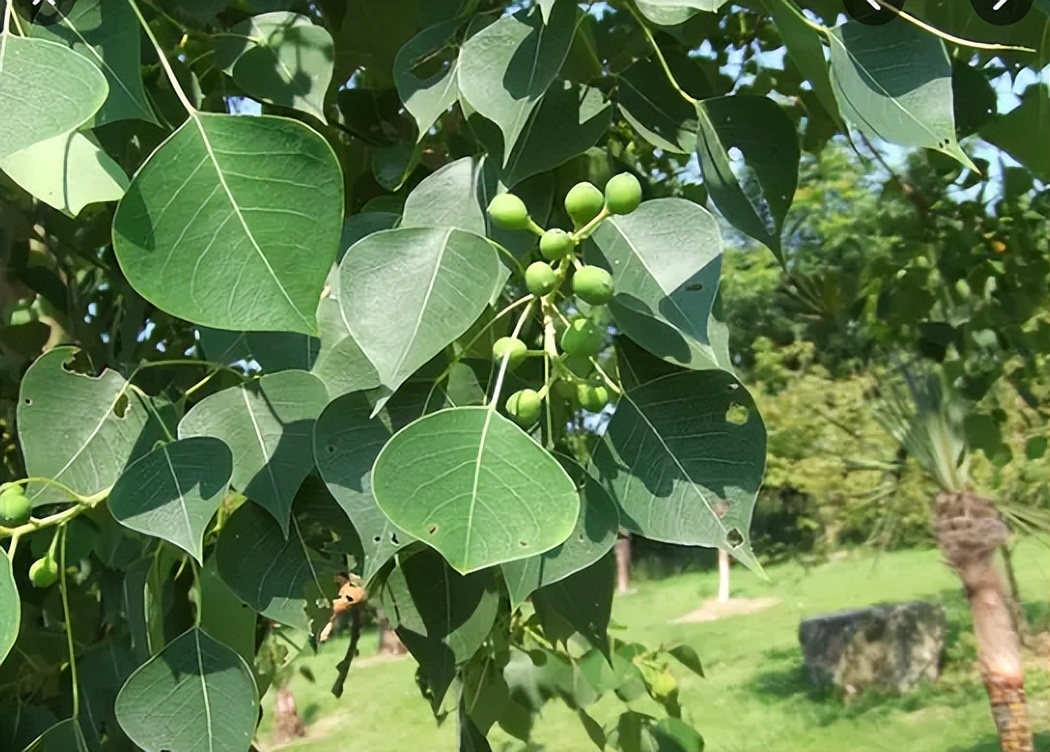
[256,540,1050,752]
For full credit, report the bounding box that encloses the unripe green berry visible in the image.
[505,389,542,426]
[573,266,614,305]
[565,181,605,227]
[492,337,528,371]
[559,318,603,359]
[540,229,574,260]
[487,193,530,230]
[525,261,558,296]
[29,555,59,588]
[604,173,642,215]
[0,486,31,527]
[650,672,678,699]
[577,383,611,412]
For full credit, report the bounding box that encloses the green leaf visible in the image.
[114,627,259,752]
[616,56,701,155]
[457,3,577,160]
[695,95,799,261]
[980,84,1049,183]
[108,437,231,563]
[762,0,840,126]
[395,20,462,141]
[828,20,974,169]
[0,35,107,161]
[314,388,430,583]
[29,0,156,125]
[178,371,328,534]
[651,717,703,752]
[501,454,620,609]
[634,0,727,26]
[459,713,493,752]
[112,113,344,335]
[76,637,139,751]
[588,199,728,371]
[338,228,501,402]
[24,718,88,752]
[592,370,766,571]
[538,0,560,24]
[216,499,332,631]
[215,12,334,121]
[0,549,17,668]
[383,548,499,708]
[533,552,615,651]
[373,406,580,574]
[666,643,704,677]
[199,557,257,671]
[501,81,612,187]
[17,347,168,506]
[0,130,128,216]
[577,708,606,751]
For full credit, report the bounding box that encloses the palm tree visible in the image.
[874,366,1033,752]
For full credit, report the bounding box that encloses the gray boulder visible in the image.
[798,601,945,695]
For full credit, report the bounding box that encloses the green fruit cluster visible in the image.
[484,175,645,426]
[0,485,31,527]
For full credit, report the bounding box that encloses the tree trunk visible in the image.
[272,686,305,743]
[615,532,632,594]
[377,610,407,655]
[934,491,1032,752]
[717,548,731,603]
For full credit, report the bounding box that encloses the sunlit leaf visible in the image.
[635,0,728,26]
[394,19,462,141]
[373,407,579,573]
[112,113,343,334]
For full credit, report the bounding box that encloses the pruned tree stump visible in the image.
[798,601,945,696]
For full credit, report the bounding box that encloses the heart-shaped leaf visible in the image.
[17,347,169,506]
[0,35,107,160]
[115,627,258,752]
[108,437,233,563]
[0,130,128,216]
[29,0,156,125]
[695,95,799,261]
[501,455,620,609]
[178,371,329,534]
[394,20,462,141]
[457,3,577,159]
[591,370,766,570]
[215,12,334,121]
[372,406,579,574]
[828,20,974,169]
[338,227,501,403]
[215,500,333,631]
[0,549,18,668]
[588,199,728,371]
[112,113,343,334]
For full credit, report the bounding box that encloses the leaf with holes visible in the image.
[178,371,328,534]
[112,113,343,334]
[588,199,728,371]
[114,627,258,752]
[395,19,462,141]
[501,455,619,609]
[457,2,577,160]
[383,548,499,709]
[338,227,501,405]
[634,0,728,26]
[17,347,169,506]
[828,20,974,169]
[0,549,17,668]
[215,12,334,121]
[591,370,766,570]
[372,407,579,574]
[216,499,334,631]
[108,437,232,563]
[314,386,435,583]
[695,95,799,261]
[29,0,156,125]
[0,130,128,216]
[0,35,107,161]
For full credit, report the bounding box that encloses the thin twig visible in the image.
[330,607,362,699]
